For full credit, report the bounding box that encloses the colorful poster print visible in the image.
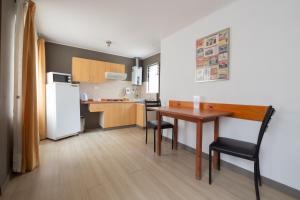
[204,46,218,57]
[195,28,230,82]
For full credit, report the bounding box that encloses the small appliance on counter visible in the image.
[125,87,131,95]
[124,87,138,100]
[47,72,71,84]
[80,93,89,101]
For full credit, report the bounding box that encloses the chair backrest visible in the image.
[169,100,275,156]
[255,106,276,155]
[144,100,161,124]
[170,100,269,121]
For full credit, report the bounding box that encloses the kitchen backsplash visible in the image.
[139,83,158,100]
[79,81,157,100]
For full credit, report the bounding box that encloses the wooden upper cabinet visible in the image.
[105,62,125,73]
[72,57,126,83]
[89,60,106,83]
[72,57,90,82]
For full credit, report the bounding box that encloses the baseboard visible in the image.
[162,136,300,199]
[0,173,11,196]
[86,125,137,132]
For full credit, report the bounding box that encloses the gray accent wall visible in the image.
[45,42,160,83]
[0,0,15,194]
[45,42,135,81]
[141,53,160,82]
[44,42,160,130]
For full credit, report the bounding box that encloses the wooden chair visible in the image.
[208,106,275,200]
[145,100,174,152]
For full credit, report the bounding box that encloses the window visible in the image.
[147,63,159,93]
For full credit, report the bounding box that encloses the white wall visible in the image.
[161,0,300,190]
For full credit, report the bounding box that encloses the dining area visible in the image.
[1,0,299,200]
[144,99,275,200]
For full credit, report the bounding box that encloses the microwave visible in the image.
[47,72,71,84]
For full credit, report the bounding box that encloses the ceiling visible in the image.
[35,0,234,58]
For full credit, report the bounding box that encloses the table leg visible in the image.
[157,112,162,156]
[173,118,178,150]
[213,117,220,169]
[195,120,203,179]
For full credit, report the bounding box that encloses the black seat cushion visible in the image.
[147,120,174,129]
[210,137,257,160]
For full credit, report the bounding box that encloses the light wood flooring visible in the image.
[0,127,297,200]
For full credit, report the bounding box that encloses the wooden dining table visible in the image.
[150,106,232,180]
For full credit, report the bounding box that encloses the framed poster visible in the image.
[195,28,230,82]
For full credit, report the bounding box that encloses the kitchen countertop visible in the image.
[81,100,138,104]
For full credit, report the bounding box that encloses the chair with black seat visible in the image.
[145,100,174,152]
[208,106,275,200]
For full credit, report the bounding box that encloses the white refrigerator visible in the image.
[46,82,80,140]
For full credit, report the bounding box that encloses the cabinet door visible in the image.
[105,63,125,73]
[113,63,125,73]
[89,60,106,83]
[105,62,112,72]
[104,104,121,128]
[89,103,138,128]
[136,103,145,127]
[72,57,91,82]
[122,103,136,125]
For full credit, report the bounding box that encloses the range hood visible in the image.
[105,72,127,80]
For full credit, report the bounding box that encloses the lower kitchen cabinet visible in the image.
[89,102,137,128]
[136,103,145,127]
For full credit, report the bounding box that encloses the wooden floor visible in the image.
[0,127,296,200]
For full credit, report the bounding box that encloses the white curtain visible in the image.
[13,0,28,173]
